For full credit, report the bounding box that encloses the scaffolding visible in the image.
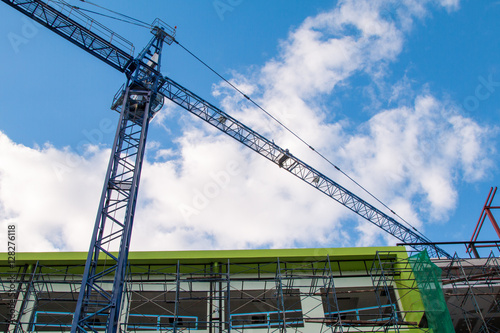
[438,252,500,333]
[467,187,500,258]
[0,249,435,333]
[369,251,439,333]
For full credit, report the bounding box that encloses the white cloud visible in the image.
[3,0,492,253]
[340,95,493,222]
[131,128,347,251]
[437,0,460,11]
[0,132,108,251]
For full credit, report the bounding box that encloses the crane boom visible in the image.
[2,0,134,72]
[156,76,452,259]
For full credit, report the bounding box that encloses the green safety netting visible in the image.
[408,251,455,333]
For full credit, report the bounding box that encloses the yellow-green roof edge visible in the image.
[0,246,407,266]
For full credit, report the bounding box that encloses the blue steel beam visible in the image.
[1,0,134,72]
[158,76,453,260]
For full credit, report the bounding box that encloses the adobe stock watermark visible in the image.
[52,118,115,181]
[179,160,241,222]
[408,139,437,168]
[213,0,243,21]
[380,0,403,22]
[8,17,39,53]
[462,74,500,112]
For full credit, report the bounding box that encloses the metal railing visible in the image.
[230,309,303,329]
[32,311,106,330]
[44,0,135,55]
[127,313,199,331]
[324,304,398,323]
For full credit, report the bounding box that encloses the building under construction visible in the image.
[1,245,499,332]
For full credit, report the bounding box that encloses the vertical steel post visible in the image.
[14,262,39,333]
[174,260,181,333]
[226,259,231,333]
[71,22,174,332]
[324,255,341,332]
[275,258,286,332]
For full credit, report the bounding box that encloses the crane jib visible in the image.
[158,75,452,260]
[2,0,134,72]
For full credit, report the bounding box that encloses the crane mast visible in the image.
[70,21,175,332]
[1,0,453,331]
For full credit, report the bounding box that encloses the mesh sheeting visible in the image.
[409,251,455,333]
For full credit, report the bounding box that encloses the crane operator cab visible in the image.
[111,18,176,123]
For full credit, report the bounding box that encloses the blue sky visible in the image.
[0,0,499,257]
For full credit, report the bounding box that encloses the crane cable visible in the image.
[173,39,430,240]
[58,0,152,29]
[66,1,430,240]
[77,8,150,28]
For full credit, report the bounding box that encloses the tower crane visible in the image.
[1,0,452,331]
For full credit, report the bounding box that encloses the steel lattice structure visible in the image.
[2,0,134,72]
[157,76,451,260]
[1,0,453,331]
[71,23,175,332]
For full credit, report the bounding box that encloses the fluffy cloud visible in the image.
[343,95,493,247]
[2,0,493,253]
[0,132,108,251]
[437,0,460,11]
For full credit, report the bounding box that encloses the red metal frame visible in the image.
[467,187,500,257]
